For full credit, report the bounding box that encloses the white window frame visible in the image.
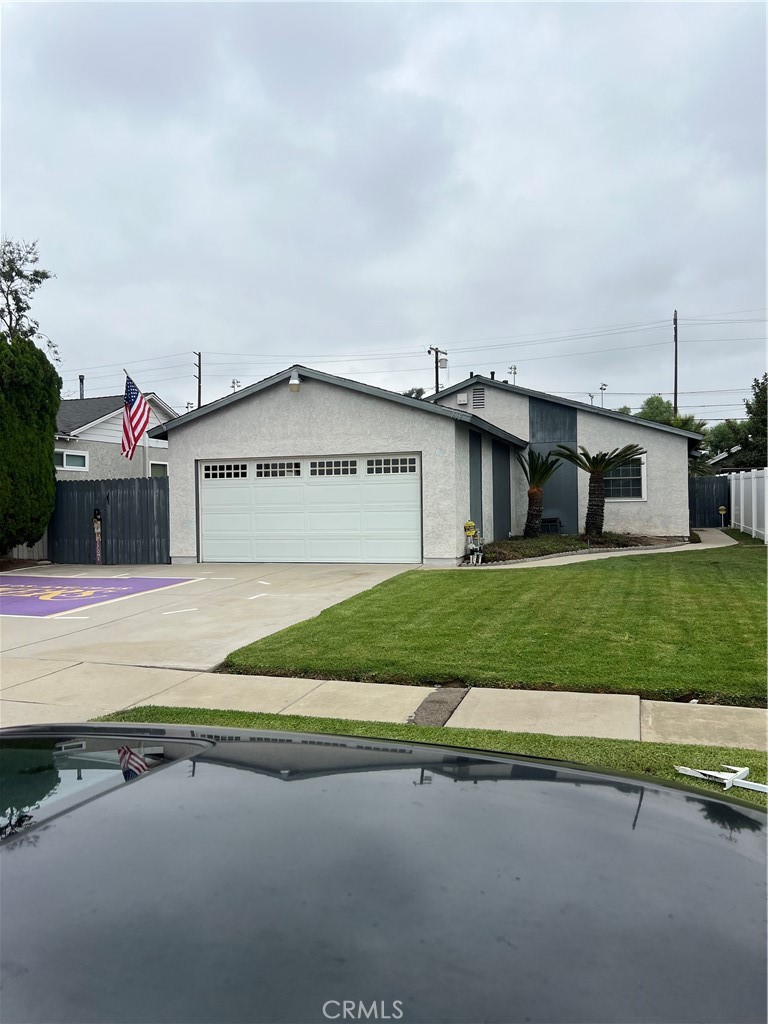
[150,461,168,478]
[54,449,89,472]
[605,454,647,502]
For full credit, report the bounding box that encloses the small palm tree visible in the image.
[517,450,563,538]
[554,444,646,536]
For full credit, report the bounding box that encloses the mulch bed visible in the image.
[0,558,48,573]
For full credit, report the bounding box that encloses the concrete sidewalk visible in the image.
[1,662,765,750]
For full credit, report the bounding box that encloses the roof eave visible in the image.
[430,375,704,441]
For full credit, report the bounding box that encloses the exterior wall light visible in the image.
[288,372,301,393]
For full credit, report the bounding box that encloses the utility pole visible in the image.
[673,309,678,417]
[599,383,607,408]
[588,393,595,406]
[185,402,194,413]
[231,379,241,392]
[427,346,447,393]
[194,351,202,408]
[508,364,518,385]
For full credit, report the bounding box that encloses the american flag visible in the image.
[117,745,152,781]
[121,375,151,460]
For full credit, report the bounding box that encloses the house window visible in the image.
[310,460,357,477]
[472,387,485,409]
[253,461,301,478]
[203,463,248,479]
[605,456,646,500]
[150,462,168,478]
[366,457,417,475]
[54,450,89,471]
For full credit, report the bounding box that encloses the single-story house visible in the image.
[55,393,177,480]
[149,365,701,566]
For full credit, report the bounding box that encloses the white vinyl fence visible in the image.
[729,469,767,543]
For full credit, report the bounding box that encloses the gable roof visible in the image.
[57,393,177,436]
[148,364,527,448]
[430,375,704,441]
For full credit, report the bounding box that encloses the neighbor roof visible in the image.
[430,375,704,441]
[57,393,177,436]
[148,364,527,448]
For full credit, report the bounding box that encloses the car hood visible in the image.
[1,723,766,1024]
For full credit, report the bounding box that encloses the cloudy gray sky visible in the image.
[3,1,765,420]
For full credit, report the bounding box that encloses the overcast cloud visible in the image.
[2,2,765,420]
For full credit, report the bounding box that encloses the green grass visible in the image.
[96,705,768,809]
[723,527,766,546]
[224,542,766,705]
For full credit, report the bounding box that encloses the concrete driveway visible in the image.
[0,562,410,723]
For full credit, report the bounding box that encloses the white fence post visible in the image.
[751,469,758,538]
[739,471,745,533]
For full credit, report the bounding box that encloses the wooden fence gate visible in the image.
[49,477,170,564]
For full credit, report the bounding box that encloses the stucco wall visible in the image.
[436,386,530,440]
[54,437,167,481]
[575,411,690,536]
[454,426,471,552]
[165,379,468,563]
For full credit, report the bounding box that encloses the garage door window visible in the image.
[310,459,357,477]
[204,463,248,479]
[254,461,301,478]
[366,457,417,474]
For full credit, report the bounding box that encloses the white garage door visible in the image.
[200,454,422,563]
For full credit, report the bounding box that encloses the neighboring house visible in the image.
[149,365,701,567]
[55,393,177,480]
[707,445,762,474]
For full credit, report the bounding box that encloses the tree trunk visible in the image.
[585,472,605,536]
[524,486,544,538]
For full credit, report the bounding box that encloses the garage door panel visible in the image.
[253,483,305,506]
[306,511,362,533]
[252,511,305,532]
[202,511,251,533]
[362,509,419,532]
[201,454,421,563]
[362,537,421,561]
[252,536,307,561]
[205,536,253,561]
[306,483,362,506]
[204,487,250,509]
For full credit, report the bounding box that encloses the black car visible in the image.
[1,723,765,1024]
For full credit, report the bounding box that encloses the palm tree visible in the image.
[517,450,563,538]
[554,444,646,536]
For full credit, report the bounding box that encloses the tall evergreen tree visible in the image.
[0,239,61,552]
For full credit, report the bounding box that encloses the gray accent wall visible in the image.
[492,440,511,541]
[529,398,578,534]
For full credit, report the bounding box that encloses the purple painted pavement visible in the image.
[0,576,194,617]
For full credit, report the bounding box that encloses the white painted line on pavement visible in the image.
[257,580,271,585]
[52,615,90,620]
[246,594,267,600]
[162,608,198,615]
[207,577,235,580]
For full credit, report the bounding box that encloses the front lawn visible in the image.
[224,541,766,706]
[97,705,768,809]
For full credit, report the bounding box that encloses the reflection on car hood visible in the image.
[1,723,766,1024]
